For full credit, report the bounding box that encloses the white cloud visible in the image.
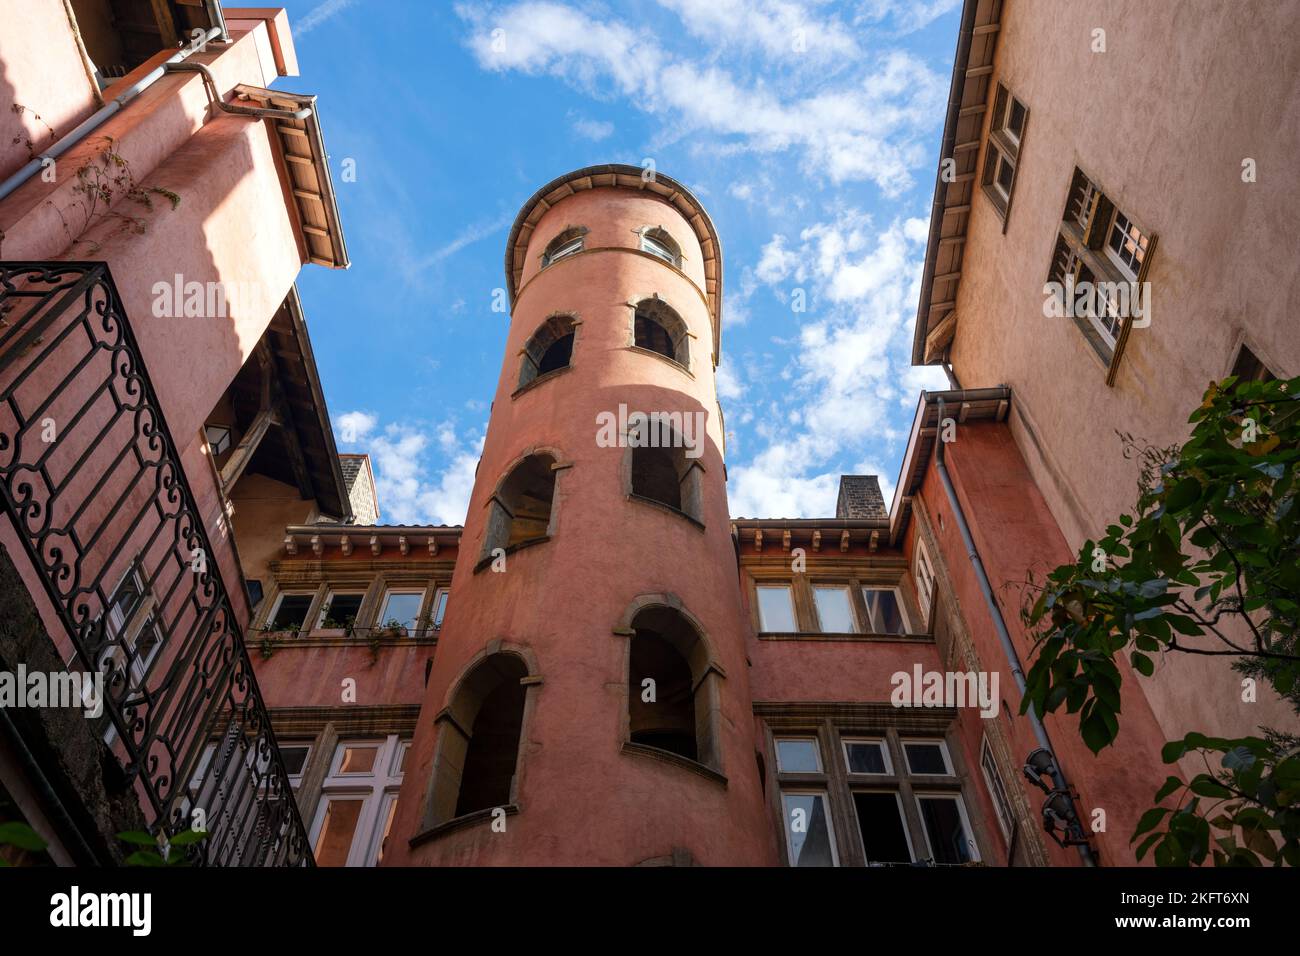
[336,417,484,526]
[336,410,377,443]
[570,115,615,140]
[715,363,745,400]
[656,0,859,61]
[456,2,945,193]
[297,0,359,34]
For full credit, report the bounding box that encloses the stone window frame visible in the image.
[538,225,587,269]
[634,224,685,269]
[623,294,695,375]
[254,566,448,644]
[619,424,707,530]
[745,564,927,641]
[612,593,728,786]
[514,312,583,398]
[411,640,543,843]
[755,705,990,868]
[474,446,573,574]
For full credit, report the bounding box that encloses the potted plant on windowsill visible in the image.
[256,624,297,659]
[317,616,356,639]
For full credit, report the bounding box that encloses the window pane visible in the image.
[1008,98,1026,137]
[844,740,887,774]
[904,742,949,775]
[756,585,796,632]
[379,591,423,630]
[863,588,907,634]
[374,795,399,865]
[775,738,820,773]
[813,586,855,632]
[981,742,1015,838]
[918,797,975,864]
[642,235,675,262]
[321,593,364,627]
[996,155,1014,192]
[338,745,378,774]
[854,792,913,864]
[433,590,449,628]
[280,746,310,777]
[782,793,835,866]
[314,798,365,866]
[270,594,313,630]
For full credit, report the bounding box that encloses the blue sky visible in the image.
[282,0,957,525]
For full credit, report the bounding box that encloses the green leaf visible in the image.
[116,830,159,846]
[1132,806,1171,839]
[1154,775,1184,803]
[0,821,48,851]
[1131,651,1155,677]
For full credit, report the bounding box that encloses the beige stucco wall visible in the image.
[948,0,1299,747]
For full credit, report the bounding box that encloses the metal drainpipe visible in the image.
[0,27,224,202]
[161,61,313,120]
[934,397,1097,865]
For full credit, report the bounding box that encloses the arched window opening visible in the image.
[633,298,689,368]
[456,665,527,816]
[640,227,681,266]
[424,653,529,827]
[541,228,585,267]
[518,315,577,390]
[481,454,557,563]
[629,632,696,759]
[632,446,682,511]
[625,605,721,772]
[629,430,703,523]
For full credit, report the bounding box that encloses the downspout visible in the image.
[933,397,1097,866]
[0,27,224,202]
[161,61,313,120]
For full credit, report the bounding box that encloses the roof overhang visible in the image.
[236,83,350,269]
[271,288,351,519]
[281,524,463,559]
[504,164,723,359]
[911,0,1004,367]
[887,386,1011,544]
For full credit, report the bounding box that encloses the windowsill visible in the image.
[512,363,573,399]
[625,345,693,378]
[627,493,705,530]
[408,803,520,848]
[756,630,934,643]
[621,741,727,787]
[472,534,551,574]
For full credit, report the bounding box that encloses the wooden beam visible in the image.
[840,530,850,552]
[370,535,381,557]
[220,405,276,491]
[812,529,821,551]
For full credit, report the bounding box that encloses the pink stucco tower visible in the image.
[388,165,776,865]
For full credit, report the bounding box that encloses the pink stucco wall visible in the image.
[947,0,1299,751]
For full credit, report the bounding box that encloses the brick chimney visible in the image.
[835,475,886,519]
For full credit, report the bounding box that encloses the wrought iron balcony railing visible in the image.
[0,262,313,865]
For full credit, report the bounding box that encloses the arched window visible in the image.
[479,453,557,568]
[640,227,681,266]
[630,432,703,523]
[541,227,585,267]
[633,298,689,368]
[424,653,529,826]
[518,315,577,390]
[625,604,722,772]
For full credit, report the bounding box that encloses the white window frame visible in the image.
[860,585,913,635]
[1102,206,1145,282]
[756,583,797,633]
[377,587,426,632]
[317,589,366,630]
[851,789,917,865]
[266,591,315,632]
[841,737,892,776]
[431,587,450,631]
[811,584,858,633]
[913,537,935,624]
[901,738,954,776]
[774,736,823,773]
[913,791,981,864]
[543,234,584,266]
[640,231,678,264]
[979,736,1015,841]
[780,790,839,867]
[308,734,408,867]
